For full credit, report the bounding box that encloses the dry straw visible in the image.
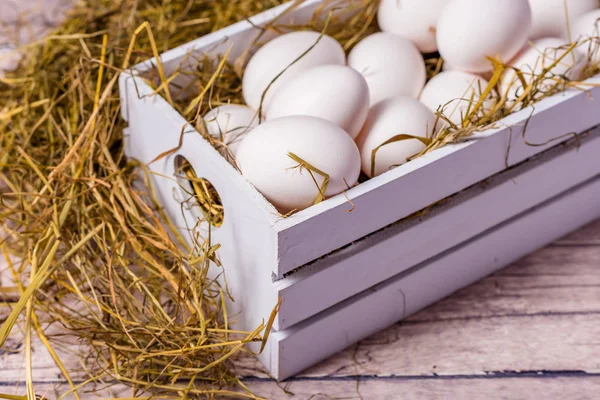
[0,0,286,399]
[1,0,599,399]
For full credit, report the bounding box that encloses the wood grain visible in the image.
[3,375,600,400]
[3,220,599,397]
[248,376,600,400]
[2,2,600,399]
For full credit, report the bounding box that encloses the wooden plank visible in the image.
[302,313,600,377]
[407,246,600,322]
[120,75,281,357]
[553,218,600,244]
[275,132,600,330]
[269,174,600,379]
[7,313,600,381]
[0,336,87,381]
[3,373,600,399]
[246,375,600,399]
[230,226,600,378]
[0,381,131,400]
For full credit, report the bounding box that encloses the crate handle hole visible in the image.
[174,155,224,228]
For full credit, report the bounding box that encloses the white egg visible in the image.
[347,32,426,105]
[242,31,345,112]
[500,38,586,103]
[437,0,532,73]
[420,71,493,128]
[528,0,599,39]
[203,104,258,158]
[571,9,600,63]
[356,97,437,178]
[441,61,455,72]
[377,0,449,53]
[266,65,369,139]
[236,116,361,213]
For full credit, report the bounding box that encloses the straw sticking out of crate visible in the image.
[137,0,600,221]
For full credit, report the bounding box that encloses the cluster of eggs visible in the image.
[202,0,600,213]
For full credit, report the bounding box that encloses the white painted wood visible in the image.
[119,0,600,380]
[4,376,600,400]
[249,377,600,400]
[273,129,600,330]
[269,172,600,380]
[119,74,281,355]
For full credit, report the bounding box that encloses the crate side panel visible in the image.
[504,83,600,164]
[274,78,600,276]
[120,76,185,158]
[272,173,600,380]
[121,77,281,337]
[273,130,600,330]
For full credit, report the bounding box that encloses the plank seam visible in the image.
[3,371,600,386]
[240,371,600,382]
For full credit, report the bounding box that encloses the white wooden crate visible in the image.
[119,0,600,380]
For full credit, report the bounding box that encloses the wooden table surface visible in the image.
[2,219,599,399]
[1,2,599,399]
